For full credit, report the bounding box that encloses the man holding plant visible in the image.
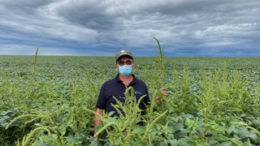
[94,50,168,138]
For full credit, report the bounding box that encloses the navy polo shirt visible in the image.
[96,74,150,117]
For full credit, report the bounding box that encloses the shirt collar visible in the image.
[115,73,137,85]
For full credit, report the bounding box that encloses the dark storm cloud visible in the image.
[55,1,117,30]
[0,0,54,15]
[0,0,259,56]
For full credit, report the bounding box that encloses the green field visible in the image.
[0,55,259,145]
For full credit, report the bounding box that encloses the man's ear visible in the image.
[116,63,119,69]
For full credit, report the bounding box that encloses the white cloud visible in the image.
[0,44,81,56]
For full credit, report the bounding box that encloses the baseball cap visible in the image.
[116,50,133,61]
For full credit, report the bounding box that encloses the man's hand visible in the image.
[155,88,168,104]
[94,108,104,139]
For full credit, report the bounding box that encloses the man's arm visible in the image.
[94,108,104,138]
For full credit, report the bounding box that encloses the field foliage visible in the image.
[0,51,259,145]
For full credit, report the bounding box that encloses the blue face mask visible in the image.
[119,65,132,76]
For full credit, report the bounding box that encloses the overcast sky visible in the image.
[0,0,259,56]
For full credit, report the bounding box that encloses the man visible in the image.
[94,50,167,138]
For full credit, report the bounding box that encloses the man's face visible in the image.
[116,56,135,69]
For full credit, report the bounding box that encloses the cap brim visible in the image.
[116,54,133,61]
